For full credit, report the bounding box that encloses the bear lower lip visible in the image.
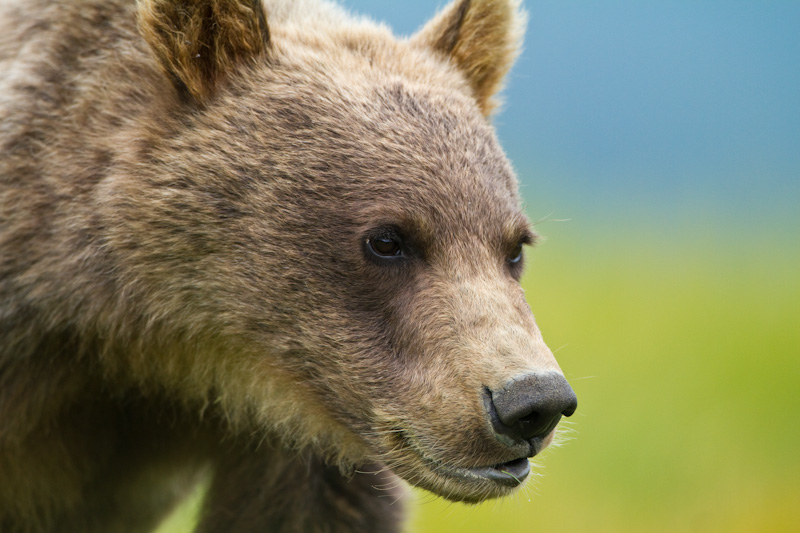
[467,457,531,487]
[393,430,532,492]
[420,455,531,488]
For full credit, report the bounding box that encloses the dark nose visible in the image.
[485,372,577,448]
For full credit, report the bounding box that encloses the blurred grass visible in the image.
[157,223,800,532]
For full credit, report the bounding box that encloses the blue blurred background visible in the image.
[340,0,799,239]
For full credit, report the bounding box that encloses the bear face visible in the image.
[101,0,575,503]
[0,0,577,524]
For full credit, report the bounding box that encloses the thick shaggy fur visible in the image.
[0,0,570,531]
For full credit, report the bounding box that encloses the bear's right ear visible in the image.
[137,0,270,104]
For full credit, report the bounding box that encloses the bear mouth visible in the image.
[428,456,531,487]
[391,429,533,499]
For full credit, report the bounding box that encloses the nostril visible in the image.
[485,372,578,445]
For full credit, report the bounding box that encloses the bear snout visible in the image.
[484,372,578,453]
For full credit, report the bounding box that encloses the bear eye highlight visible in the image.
[508,242,524,264]
[367,236,402,258]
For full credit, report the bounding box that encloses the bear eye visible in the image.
[508,242,524,264]
[367,236,402,258]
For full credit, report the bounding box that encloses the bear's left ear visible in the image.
[411,0,526,116]
[138,0,270,104]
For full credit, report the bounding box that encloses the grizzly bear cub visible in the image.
[0,0,577,531]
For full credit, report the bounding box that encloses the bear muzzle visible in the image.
[383,371,577,501]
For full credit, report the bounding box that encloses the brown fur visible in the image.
[138,0,270,102]
[0,0,573,531]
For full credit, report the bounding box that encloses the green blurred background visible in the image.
[159,1,800,531]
